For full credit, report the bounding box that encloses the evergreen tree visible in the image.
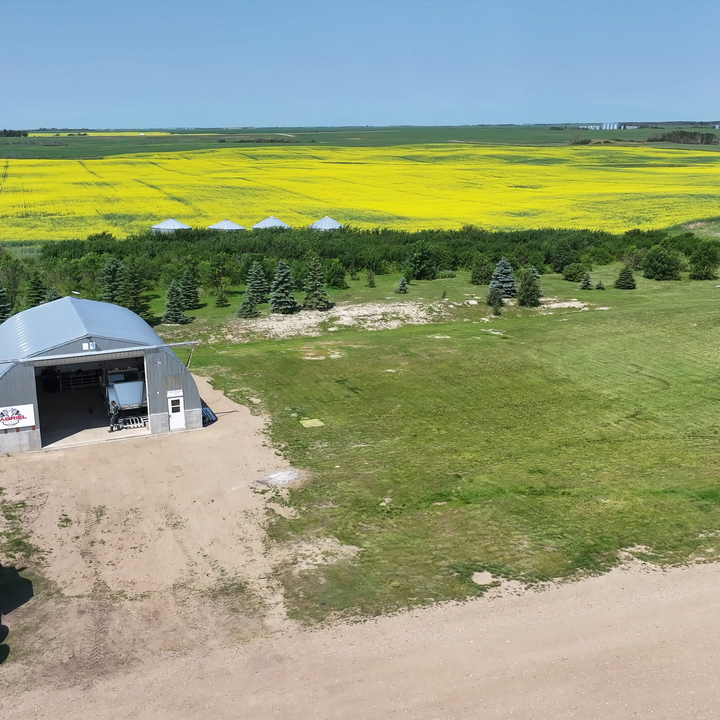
[689,241,720,280]
[303,256,331,310]
[0,283,11,323]
[26,273,46,308]
[470,254,494,285]
[366,269,376,288]
[487,286,504,315]
[596,280,606,290]
[489,257,516,298]
[163,280,191,324]
[98,257,123,303]
[214,280,230,308]
[116,260,152,320]
[394,277,409,294]
[614,266,637,289]
[179,269,200,310]
[270,261,298,314]
[44,287,61,302]
[579,272,593,290]
[246,261,269,304]
[517,267,542,306]
[236,291,260,318]
[406,239,438,281]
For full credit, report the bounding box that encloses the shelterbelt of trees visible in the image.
[0,225,718,318]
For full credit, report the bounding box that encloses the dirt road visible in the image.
[4,562,720,719]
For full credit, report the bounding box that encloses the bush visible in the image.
[487,286,504,315]
[470,254,494,285]
[642,245,681,280]
[517,267,542,307]
[324,258,349,289]
[437,269,456,279]
[562,263,586,282]
[689,241,720,280]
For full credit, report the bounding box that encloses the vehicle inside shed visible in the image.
[35,357,150,448]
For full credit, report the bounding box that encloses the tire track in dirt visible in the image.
[75,504,113,686]
[160,504,201,585]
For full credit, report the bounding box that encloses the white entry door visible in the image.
[168,395,185,431]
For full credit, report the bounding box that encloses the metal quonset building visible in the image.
[0,297,202,454]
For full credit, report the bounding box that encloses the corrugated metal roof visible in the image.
[252,216,290,230]
[0,297,165,361]
[309,216,343,231]
[152,218,190,231]
[207,219,245,231]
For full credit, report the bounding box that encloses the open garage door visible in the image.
[35,356,150,449]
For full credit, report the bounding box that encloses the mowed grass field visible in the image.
[182,269,720,622]
[1,144,720,240]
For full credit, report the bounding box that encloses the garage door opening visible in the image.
[36,357,151,449]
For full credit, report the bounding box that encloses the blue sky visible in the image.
[3,0,719,128]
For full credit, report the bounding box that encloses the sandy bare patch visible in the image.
[542,297,589,309]
[0,377,325,689]
[274,537,359,573]
[219,301,449,342]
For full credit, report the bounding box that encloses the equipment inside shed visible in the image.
[35,356,150,448]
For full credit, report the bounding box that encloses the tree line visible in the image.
[0,225,718,324]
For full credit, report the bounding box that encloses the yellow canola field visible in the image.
[0,144,719,240]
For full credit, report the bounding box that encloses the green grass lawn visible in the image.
[177,268,720,622]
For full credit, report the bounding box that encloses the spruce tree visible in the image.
[395,277,409,294]
[237,291,260,318]
[44,287,61,302]
[163,280,190,324]
[614,266,637,289]
[596,280,606,290]
[489,257,516,298]
[116,260,152,320]
[303,256,330,310]
[269,261,298,314]
[579,272,593,290]
[366,269,376,288]
[215,282,230,308]
[470,254,494,285]
[517,267,542,306]
[179,269,200,310]
[26,273,46,308]
[487,286,504,315]
[98,257,123,303]
[246,261,269,304]
[0,283,11,323]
